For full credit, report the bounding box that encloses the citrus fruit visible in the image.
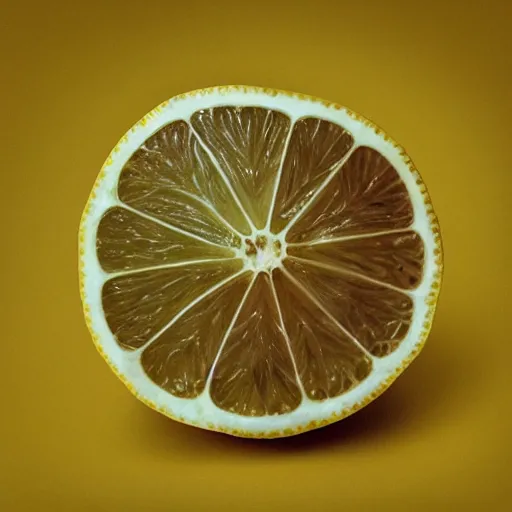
[79,86,443,438]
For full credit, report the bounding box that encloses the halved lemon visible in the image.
[79,86,443,438]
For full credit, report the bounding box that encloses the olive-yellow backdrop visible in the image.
[2,1,510,510]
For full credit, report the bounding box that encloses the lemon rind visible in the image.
[79,85,443,438]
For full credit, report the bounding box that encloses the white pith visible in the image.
[243,232,283,272]
[80,88,440,435]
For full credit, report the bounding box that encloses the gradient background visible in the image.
[2,1,510,510]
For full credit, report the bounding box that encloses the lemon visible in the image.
[79,86,442,438]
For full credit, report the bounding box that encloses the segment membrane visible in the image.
[273,268,372,400]
[141,272,252,398]
[287,146,414,243]
[118,120,250,246]
[210,273,302,416]
[190,107,291,229]
[97,207,235,273]
[284,258,414,357]
[288,231,424,290]
[96,107,425,416]
[102,260,243,350]
[271,117,354,233]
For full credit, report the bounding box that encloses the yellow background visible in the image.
[2,0,510,510]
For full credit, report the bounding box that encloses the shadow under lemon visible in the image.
[130,315,472,456]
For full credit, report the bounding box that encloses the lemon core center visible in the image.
[244,234,283,272]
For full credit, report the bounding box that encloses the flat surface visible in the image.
[1,1,510,510]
